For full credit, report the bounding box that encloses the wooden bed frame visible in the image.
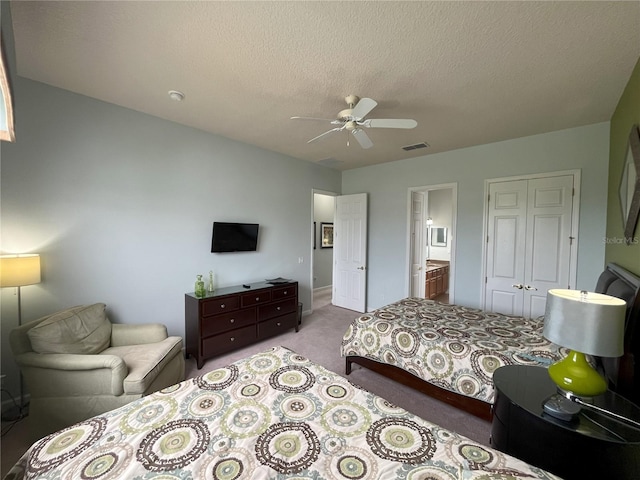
[345,263,640,420]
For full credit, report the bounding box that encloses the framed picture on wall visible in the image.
[620,124,640,243]
[321,223,334,248]
[0,42,15,142]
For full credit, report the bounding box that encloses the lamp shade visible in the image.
[0,254,41,287]
[543,289,626,357]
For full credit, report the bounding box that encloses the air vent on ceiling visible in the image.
[402,142,430,151]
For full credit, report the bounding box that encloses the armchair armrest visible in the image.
[111,323,168,346]
[16,352,127,396]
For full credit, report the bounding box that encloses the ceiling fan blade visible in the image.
[307,127,343,144]
[351,128,373,149]
[363,118,417,129]
[351,97,378,120]
[291,116,341,124]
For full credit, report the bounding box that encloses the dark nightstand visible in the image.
[491,365,640,480]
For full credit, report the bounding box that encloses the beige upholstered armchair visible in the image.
[10,303,185,441]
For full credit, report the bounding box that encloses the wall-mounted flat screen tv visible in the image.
[211,222,259,252]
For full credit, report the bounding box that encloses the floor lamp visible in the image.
[1,253,41,419]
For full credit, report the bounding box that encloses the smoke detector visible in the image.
[168,90,185,101]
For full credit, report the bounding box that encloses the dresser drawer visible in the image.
[202,295,239,316]
[201,308,256,337]
[258,298,297,321]
[272,284,297,300]
[257,312,297,338]
[202,325,256,357]
[241,289,272,307]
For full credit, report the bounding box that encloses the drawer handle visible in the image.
[283,291,288,295]
[230,337,235,342]
[276,306,281,311]
[277,322,281,326]
[221,304,226,308]
[256,297,260,301]
[230,318,235,323]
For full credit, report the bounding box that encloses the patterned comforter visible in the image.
[6,346,559,480]
[341,298,565,403]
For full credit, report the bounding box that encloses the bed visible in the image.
[342,263,640,420]
[4,346,560,480]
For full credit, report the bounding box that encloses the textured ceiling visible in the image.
[9,1,640,170]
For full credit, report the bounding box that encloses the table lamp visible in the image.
[0,253,41,419]
[542,288,629,422]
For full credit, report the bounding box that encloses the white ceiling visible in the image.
[9,1,640,170]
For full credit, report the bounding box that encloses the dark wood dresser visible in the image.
[185,281,298,369]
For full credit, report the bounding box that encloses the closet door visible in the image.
[484,174,575,318]
[522,175,575,318]
[485,180,528,316]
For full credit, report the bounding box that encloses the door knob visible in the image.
[512,284,523,289]
[357,266,366,270]
[524,285,538,291]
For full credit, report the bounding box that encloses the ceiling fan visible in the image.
[291,95,417,149]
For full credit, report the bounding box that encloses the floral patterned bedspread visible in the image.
[341,298,565,404]
[6,346,560,480]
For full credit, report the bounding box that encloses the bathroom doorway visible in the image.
[311,190,337,311]
[408,184,457,303]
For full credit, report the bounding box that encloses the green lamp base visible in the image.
[548,350,607,397]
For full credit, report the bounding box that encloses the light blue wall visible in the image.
[343,123,611,311]
[0,77,341,396]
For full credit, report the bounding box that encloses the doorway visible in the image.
[311,190,337,311]
[408,184,457,303]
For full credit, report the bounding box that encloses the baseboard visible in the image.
[313,285,332,294]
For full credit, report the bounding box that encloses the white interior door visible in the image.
[410,191,426,297]
[333,193,368,312]
[522,175,575,318]
[485,180,528,315]
[484,174,576,318]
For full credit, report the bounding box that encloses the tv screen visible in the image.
[211,222,259,252]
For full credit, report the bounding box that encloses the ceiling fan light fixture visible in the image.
[292,95,417,150]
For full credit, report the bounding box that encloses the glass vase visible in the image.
[195,274,206,298]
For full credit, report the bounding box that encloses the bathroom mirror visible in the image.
[619,124,640,243]
[430,226,448,247]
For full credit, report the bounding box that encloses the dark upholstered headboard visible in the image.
[595,263,640,404]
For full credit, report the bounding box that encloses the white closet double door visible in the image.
[484,173,578,319]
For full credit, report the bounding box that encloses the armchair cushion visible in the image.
[27,303,111,354]
[101,336,184,394]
